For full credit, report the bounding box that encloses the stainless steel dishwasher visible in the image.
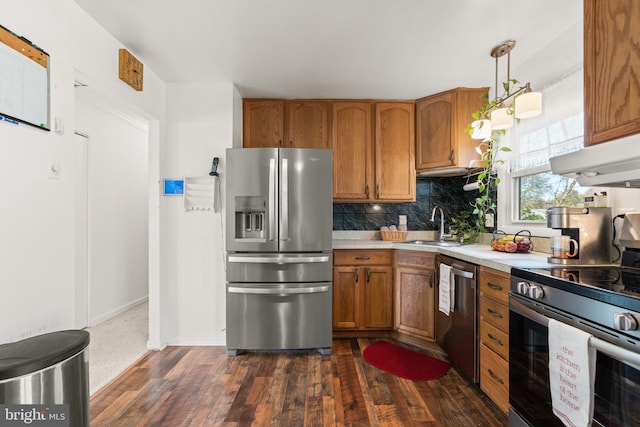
[436,254,478,383]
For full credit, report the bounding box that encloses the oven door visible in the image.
[509,294,640,427]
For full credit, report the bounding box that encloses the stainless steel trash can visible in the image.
[0,330,90,427]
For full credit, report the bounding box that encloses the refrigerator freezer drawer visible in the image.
[226,253,332,283]
[226,282,332,355]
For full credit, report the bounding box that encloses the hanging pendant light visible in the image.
[515,86,542,118]
[487,40,542,126]
[490,107,513,130]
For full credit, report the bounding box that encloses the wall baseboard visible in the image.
[90,295,148,327]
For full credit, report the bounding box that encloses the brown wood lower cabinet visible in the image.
[333,249,393,330]
[394,251,436,339]
[478,266,510,414]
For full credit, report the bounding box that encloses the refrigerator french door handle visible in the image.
[227,255,330,264]
[228,285,330,295]
[281,158,289,241]
[268,158,276,241]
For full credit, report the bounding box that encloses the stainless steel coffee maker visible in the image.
[546,207,613,265]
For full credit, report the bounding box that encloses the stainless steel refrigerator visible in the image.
[225,148,333,356]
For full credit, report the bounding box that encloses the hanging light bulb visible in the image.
[515,90,542,119]
[471,119,492,140]
[490,107,513,130]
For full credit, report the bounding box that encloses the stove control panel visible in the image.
[516,281,545,300]
[614,313,639,331]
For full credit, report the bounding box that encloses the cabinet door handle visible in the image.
[487,283,503,291]
[487,333,504,346]
[278,140,283,147]
[429,272,434,288]
[289,140,293,147]
[376,184,380,199]
[366,268,371,283]
[355,256,370,260]
[450,149,455,165]
[488,368,504,385]
[355,268,359,283]
[487,308,504,319]
[365,185,370,198]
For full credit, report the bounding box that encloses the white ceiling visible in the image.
[73,0,584,99]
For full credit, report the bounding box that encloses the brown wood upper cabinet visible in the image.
[332,101,416,202]
[415,87,488,174]
[375,102,416,201]
[243,99,329,148]
[332,102,373,200]
[584,0,640,146]
[243,99,284,148]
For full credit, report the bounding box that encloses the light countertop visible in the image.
[332,239,554,273]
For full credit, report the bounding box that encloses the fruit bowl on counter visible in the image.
[491,230,533,253]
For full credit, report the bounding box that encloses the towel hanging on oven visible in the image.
[548,319,596,427]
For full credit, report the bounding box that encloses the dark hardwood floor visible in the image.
[90,338,507,426]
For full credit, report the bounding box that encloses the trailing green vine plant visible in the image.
[460,79,529,234]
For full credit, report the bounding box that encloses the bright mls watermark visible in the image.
[0,405,69,427]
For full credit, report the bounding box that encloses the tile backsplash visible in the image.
[333,176,487,231]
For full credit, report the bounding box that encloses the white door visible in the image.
[74,132,89,328]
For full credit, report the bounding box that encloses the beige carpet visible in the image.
[87,301,149,395]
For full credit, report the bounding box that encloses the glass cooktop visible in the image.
[512,249,640,311]
[525,266,640,296]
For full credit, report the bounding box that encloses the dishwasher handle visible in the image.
[450,266,474,279]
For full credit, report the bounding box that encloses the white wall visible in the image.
[74,96,149,325]
[0,0,168,344]
[1,1,241,348]
[162,83,234,345]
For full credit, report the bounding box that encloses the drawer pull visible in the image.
[355,256,370,260]
[487,333,504,346]
[487,283,503,291]
[488,368,504,385]
[487,308,504,319]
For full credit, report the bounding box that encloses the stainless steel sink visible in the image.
[405,240,462,247]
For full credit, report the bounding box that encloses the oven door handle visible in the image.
[511,297,640,368]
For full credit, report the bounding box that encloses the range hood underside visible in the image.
[550,133,640,188]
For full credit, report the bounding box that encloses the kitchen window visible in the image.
[497,68,590,235]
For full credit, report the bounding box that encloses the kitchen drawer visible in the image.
[480,320,509,360]
[333,249,392,266]
[395,250,435,269]
[479,296,509,333]
[479,267,510,304]
[480,344,509,414]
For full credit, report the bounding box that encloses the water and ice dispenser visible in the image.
[234,196,266,240]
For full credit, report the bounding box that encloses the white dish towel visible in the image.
[438,264,453,315]
[548,318,596,427]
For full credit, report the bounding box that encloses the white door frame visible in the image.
[74,131,89,328]
[74,78,161,348]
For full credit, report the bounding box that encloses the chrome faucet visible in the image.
[431,206,452,242]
